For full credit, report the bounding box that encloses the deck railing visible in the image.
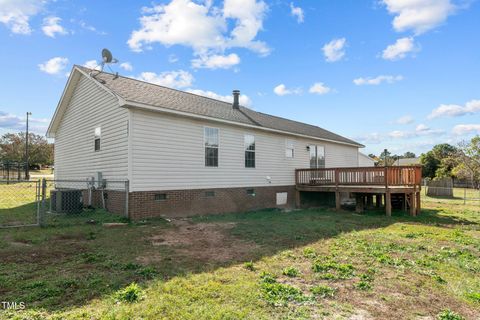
[295,166,422,188]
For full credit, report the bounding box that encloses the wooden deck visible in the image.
[295,166,422,216]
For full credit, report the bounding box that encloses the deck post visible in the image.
[415,191,421,215]
[355,194,364,213]
[385,191,392,216]
[409,193,416,216]
[375,194,382,208]
[295,190,301,208]
[335,190,341,211]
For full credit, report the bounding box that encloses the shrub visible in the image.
[244,261,255,271]
[311,285,336,298]
[282,266,299,277]
[114,283,144,303]
[437,309,465,320]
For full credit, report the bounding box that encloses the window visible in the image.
[246,188,255,196]
[244,135,255,168]
[154,194,167,201]
[204,191,215,197]
[94,127,101,151]
[204,127,219,167]
[309,145,325,168]
[285,140,295,158]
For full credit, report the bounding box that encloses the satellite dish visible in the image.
[102,48,113,63]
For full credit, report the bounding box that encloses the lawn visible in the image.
[0,195,479,319]
[0,181,39,226]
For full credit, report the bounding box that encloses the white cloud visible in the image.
[290,2,304,23]
[452,124,480,135]
[389,124,444,139]
[309,82,332,95]
[83,60,101,71]
[273,84,301,96]
[120,62,133,71]
[38,57,69,75]
[382,37,416,61]
[191,53,240,69]
[168,54,179,63]
[382,0,456,35]
[187,89,252,107]
[322,38,346,62]
[127,0,270,65]
[354,132,384,144]
[0,0,45,35]
[394,115,414,125]
[0,111,49,133]
[136,70,194,88]
[42,16,67,38]
[353,75,403,86]
[428,99,480,119]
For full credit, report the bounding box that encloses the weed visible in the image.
[114,283,144,303]
[466,292,480,303]
[432,274,447,284]
[282,266,299,277]
[260,272,277,284]
[244,261,255,271]
[310,285,336,298]
[261,282,309,306]
[136,266,157,279]
[302,247,316,258]
[356,280,372,291]
[123,262,141,271]
[437,309,465,320]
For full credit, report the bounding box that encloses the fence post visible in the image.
[125,180,129,219]
[39,178,47,227]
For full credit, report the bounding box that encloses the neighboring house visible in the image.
[394,157,421,166]
[47,66,365,219]
[358,152,375,167]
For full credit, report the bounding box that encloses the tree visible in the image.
[420,143,457,179]
[0,132,53,166]
[378,149,397,166]
[451,136,480,188]
[403,151,416,158]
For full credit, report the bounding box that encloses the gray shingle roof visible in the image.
[77,66,363,147]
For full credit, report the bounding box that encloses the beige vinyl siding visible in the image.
[130,109,359,191]
[358,152,375,167]
[54,74,128,180]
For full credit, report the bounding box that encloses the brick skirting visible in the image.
[128,185,296,219]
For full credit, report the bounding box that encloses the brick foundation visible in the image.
[128,185,296,220]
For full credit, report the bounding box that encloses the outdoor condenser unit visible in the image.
[50,189,83,214]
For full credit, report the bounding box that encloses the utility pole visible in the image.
[25,112,31,180]
[383,148,389,167]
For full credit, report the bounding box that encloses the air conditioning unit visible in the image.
[50,189,83,214]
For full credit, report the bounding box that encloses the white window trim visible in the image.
[244,133,256,169]
[285,139,295,159]
[94,126,101,152]
[204,126,219,168]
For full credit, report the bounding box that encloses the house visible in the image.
[393,157,421,166]
[358,152,376,167]
[47,66,370,219]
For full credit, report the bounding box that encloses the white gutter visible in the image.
[121,100,364,148]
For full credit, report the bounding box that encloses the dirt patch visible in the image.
[142,219,258,264]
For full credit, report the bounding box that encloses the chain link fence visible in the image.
[423,183,480,206]
[0,179,129,228]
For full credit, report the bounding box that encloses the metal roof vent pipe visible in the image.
[232,90,240,109]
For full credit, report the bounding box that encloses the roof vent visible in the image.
[232,90,240,109]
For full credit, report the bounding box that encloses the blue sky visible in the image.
[0,0,479,156]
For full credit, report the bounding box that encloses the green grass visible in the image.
[0,192,479,319]
[0,181,39,226]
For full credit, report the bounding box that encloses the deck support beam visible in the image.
[335,190,341,211]
[355,194,364,213]
[366,195,373,209]
[415,192,421,215]
[295,190,301,209]
[385,191,392,216]
[409,193,416,216]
